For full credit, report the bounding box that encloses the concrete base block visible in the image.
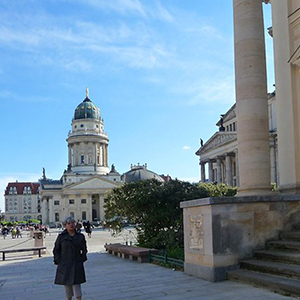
[184,262,239,282]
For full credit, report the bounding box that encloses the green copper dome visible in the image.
[74,97,101,120]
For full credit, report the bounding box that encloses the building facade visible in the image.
[4,182,41,222]
[39,89,122,224]
[4,90,166,224]
[195,92,278,186]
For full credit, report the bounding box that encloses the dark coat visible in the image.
[53,229,87,285]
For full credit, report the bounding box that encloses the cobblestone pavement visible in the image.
[0,228,292,300]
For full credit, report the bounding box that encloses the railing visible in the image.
[149,250,184,268]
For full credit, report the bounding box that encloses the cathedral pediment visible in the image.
[196,132,237,155]
[63,176,119,192]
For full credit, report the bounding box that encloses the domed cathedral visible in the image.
[67,87,109,176]
[39,89,121,225]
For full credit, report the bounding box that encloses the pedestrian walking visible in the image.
[84,221,92,238]
[53,216,88,300]
[76,219,83,233]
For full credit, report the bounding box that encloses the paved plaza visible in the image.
[0,228,292,300]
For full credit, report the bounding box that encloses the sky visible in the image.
[0,1,274,212]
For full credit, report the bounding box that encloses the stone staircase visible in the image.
[227,225,300,298]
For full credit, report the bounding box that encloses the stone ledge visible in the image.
[180,195,300,209]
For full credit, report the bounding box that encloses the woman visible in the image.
[53,217,88,300]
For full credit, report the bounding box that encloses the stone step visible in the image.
[227,269,300,298]
[280,231,300,241]
[267,240,300,251]
[292,223,300,230]
[240,259,300,279]
[254,250,300,265]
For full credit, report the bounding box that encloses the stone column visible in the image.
[200,162,206,183]
[68,145,72,165]
[216,157,222,183]
[105,145,108,167]
[87,195,93,221]
[233,0,271,195]
[234,149,240,187]
[225,154,233,186]
[208,160,214,182]
[48,198,53,223]
[41,198,49,225]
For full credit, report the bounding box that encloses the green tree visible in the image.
[104,179,208,251]
[198,182,237,197]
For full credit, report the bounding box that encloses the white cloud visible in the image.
[186,25,223,39]
[183,146,191,150]
[184,76,235,106]
[81,0,147,17]
[151,2,174,23]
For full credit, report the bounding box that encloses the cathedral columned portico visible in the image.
[199,151,237,186]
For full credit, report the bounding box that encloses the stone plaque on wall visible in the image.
[189,215,204,251]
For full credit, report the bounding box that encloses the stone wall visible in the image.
[180,195,300,281]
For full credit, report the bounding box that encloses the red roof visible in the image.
[4,182,40,196]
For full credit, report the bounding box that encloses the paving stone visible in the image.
[0,228,293,300]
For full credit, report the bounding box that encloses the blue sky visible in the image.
[0,1,274,212]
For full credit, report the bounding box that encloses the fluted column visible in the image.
[225,154,233,186]
[216,157,222,183]
[208,160,214,182]
[41,198,49,224]
[233,0,271,195]
[234,149,240,187]
[105,145,108,167]
[200,162,206,183]
[68,145,71,165]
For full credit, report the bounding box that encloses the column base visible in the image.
[237,186,273,197]
[279,183,300,194]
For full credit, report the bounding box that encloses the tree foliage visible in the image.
[104,179,209,250]
[105,180,237,251]
[198,182,237,197]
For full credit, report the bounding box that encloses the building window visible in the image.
[69,199,75,204]
[55,213,59,222]
[54,200,60,205]
[80,124,84,128]
[233,122,236,131]
[82,211,86,220]
[81,199,86,204]
[230,124,232,131]
[81,155,85,164]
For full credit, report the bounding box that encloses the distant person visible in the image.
[53,216,88,300]
[11,227,17,239]
[76,219,83,233]
[2,226,8,239]
[16,227,22,238]
[84,221,92,238]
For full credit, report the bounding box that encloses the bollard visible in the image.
[33,231,46,254]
